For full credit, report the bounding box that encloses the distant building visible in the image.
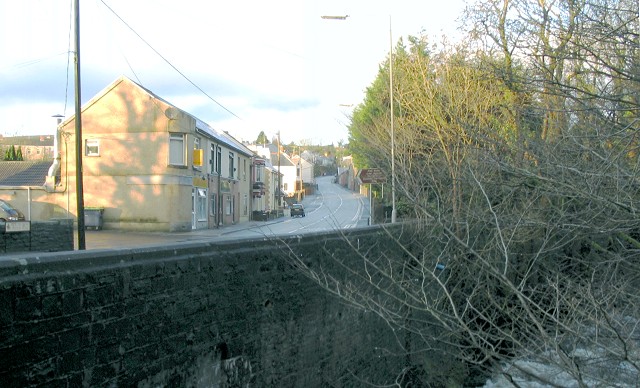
[300,150,334,168]
[291,154,315,196]
[0,135,55,161]
[338,155,359,192]
[248,144,319,201]
[247,143,299,200]
[251,157,281,216]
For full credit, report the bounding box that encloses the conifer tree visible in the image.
[7,145,17,161]
[256,131,270,145]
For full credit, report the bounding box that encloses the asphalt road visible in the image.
[82,176,369,250]
[238,175,369,239]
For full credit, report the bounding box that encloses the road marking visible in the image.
[351,196,364,222]
[284,177,368,233]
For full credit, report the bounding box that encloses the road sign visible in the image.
[357,168,387,184]
[4,221,31,233]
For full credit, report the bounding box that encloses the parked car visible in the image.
[0,199,25,221]
[290,203,305,217]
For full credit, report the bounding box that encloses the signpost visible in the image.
[357,168,387,184]
[2,221,31,251]
[356,169,387,225]
[5,221,31,233]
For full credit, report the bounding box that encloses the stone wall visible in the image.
[0,227,413,387]
[0,218,73,254]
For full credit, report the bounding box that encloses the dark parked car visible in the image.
[290,203,305,217]
[0,199,25,221]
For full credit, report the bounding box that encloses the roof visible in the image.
[61,76,180,127]
[251,143,295,167]
[0,135,54,147]
[0,161,53,186]
[274,152,296,167]
[195,120,254,157]
[64,75,255,157]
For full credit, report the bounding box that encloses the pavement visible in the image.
[79,217,287,250]
[77,178,368,251]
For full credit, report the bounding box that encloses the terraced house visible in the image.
[0,76,258,232]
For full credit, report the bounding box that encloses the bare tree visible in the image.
[281,1,640,386]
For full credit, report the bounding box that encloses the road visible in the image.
[83,175,369,249]
[237,175,369,239]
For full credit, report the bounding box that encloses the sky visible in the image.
[0,0,466,146]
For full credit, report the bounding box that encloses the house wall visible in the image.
[252,165,280,216]
[19,145,54,161]
[262,165,281,212]
[237,156,251,223]
[55,79,197,232]
[251,162,265,216]
[301,158,314,184]
[219,181,236,226]
[280,165,297,197]
[54,78,260,232]
[200,137,252,227]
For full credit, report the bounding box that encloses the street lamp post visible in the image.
[297,159,302,203]
[321,14,397,223]
[277,131,282,209]
[321,15,349,20]
[389,17,397,224]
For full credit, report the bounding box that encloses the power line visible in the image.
[2,52,68,71]
[98,0,241,120]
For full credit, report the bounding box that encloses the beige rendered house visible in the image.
[47,76,254,232]
[251,157,283,217]
[248,143,302,201]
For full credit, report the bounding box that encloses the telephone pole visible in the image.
[74,0,86,249]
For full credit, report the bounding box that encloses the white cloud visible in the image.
[0,0,465,145]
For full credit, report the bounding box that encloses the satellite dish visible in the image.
[165,108,178,119]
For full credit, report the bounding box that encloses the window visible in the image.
[228,151,235,179]
[225,195,233,215]
[256,165,263,182]
[243,194,248,216]
[210,144,216,174]
[216,146,222,174]
[169,133,185,166]
[85,139,100,156]
[243,158,247,181]
[196,188,207,221]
